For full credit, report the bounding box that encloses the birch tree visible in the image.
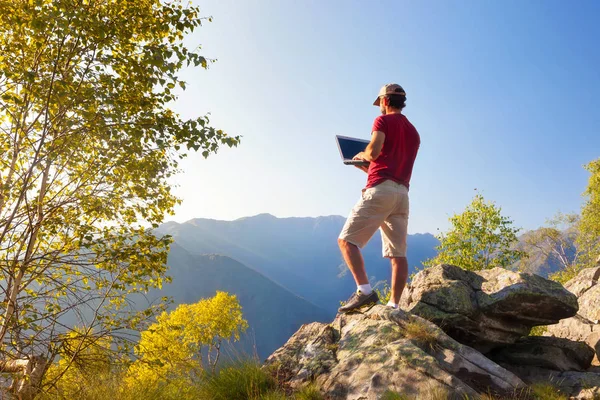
[0,1,239,397]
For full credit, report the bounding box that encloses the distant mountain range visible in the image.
[154,214,439,358]
[157,214,438,314]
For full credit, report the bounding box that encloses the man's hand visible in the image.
[353,153,369,173]
[355,164,369,173]
[353,152,366,161]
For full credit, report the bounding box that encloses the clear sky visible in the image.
[168,0,600,234]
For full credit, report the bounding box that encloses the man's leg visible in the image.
[337,186,395,312]
[337,237,379,312]
[390,256,409,304]
[338,238,368,285]
[380,185,410,308]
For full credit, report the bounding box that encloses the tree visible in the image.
[40,329,123,400]
[0,1,239,397]
[425,194,527,271]
[125,292,248,399]
[576,158,600,269]
[519,159,600,284]
[516,212,580,278]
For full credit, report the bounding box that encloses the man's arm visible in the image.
[354,130,385,162]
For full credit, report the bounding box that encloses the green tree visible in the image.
[125,292,248,399]
[40,330,124,400]
[520,159,600,285]
[516,212,580,275]
[576,158,600,269]
[0,0,239,397]
[425,194,527,271]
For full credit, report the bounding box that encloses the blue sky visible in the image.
[169,0,600,234]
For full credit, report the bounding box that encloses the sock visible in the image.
[386,301,398,309]
[357,284,372,295]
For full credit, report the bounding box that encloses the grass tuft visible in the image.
[403,318,440,352]
[529,383,568,400]
[199,359,277,400]
[293,384,324,400]
[381,390,410,400]
[528,326,548,336]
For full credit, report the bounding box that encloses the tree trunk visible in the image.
[0,356,47,400]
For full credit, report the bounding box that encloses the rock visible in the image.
[265,305,525,399]
[564,267,600,322]
[501,364,600,399]
[400,264,578,352]
[487,336,595,371]
[546,267,600,365]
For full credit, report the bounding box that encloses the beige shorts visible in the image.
[339,180,409,258]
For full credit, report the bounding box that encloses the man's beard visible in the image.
[380,106,386,115]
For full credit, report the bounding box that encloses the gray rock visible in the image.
[265,305,525,399]
[564,267,600,322]
[501,364,600,400]
[546,267,600,365]
[400,264,578,352]
[488,336,595,371]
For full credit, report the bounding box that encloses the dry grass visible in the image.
[529,383,568,400]
[402,318,440,352]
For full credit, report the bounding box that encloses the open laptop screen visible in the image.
[336,135,369,160]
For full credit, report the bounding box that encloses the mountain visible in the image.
[157,214,438,316]
[151,243,330,360]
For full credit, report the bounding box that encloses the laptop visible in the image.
[335,135,370,167]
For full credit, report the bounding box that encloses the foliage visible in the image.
[259,392,288,400]
[0,0,239,394]
[125,292,248,397]
[528,325,548,337]
[40,329,123,400]
[521,159,600,285]
[374,281,392,304]
[529,383,568,400]
[516,212,586,284]
[380,390,410,400]
[197,358,277,400]
[576,159,600,269]
[293,385,325,400]
[402,318,439,353]
[425,194,527,271]
[517,213,580,277]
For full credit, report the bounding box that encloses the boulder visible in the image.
[400,264,578,352]
[487,336,595,372]
[546,267,600,365]
[564,266,600,322]
[501,364,600,400]
[265,305,525,399]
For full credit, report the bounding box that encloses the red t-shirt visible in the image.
[366,113,420,189]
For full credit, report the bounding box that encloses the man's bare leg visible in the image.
[338,238,379,313]
[390,257,408,304]
[338,238,368,285]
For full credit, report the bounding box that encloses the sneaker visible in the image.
[338,290,379,313]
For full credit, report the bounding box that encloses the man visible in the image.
[338,83,420,313]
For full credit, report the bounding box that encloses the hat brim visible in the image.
[373,96,381,106]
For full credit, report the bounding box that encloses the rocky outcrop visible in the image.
[501,364,600,399]
[564,266,600,322]
[487,336,595,372]
[400,264,579,352]
[265,305,525,399]
[546,267,600,364]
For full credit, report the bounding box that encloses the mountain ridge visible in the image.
[157,214,439,316]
